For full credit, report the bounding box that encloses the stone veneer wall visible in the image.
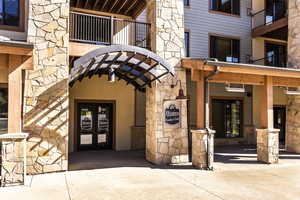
[286,0,300,153]
[146,0,189,164]
[1,140,24,186]
[23,0,69,173]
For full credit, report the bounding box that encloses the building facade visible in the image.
[0,0,300,186]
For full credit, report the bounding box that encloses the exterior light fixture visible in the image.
[108,66,115,83]
[225,83,245,93]
[171,79,187,99]
[284,87,300,95]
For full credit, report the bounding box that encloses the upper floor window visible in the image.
[184,31,190,57]
[184,0,190,7]
[210,0,240,16]
[0,0,23,31]
[210,35,240,63]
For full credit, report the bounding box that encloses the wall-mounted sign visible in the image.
[164,100,181,129]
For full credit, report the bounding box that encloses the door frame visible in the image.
[74,99,116,151]
[210,96,244,138]
[273,104,286,143]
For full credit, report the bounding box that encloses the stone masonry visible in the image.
[23,0,69,174]
[287,0,300,153]
[0,133,28,187]
[192,129,214,169]
[256,129,279,164]
[146,0,189,164]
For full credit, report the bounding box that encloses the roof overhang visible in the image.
[70,0,146,18]
[0,40,33,56]
[182,58,300,87]
[70,45,174,91]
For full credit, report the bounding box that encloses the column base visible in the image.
[192,129,215,170]
[256,128,280,164]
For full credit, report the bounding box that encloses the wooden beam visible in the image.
[84,0,89,9]
[208,72,265,85]
[125,0,139,15]
[109,0,120,13]
[196,70,205,129]
[0,45,32,56]
[70,7,133,19]
[182,59,300,79]
[273,76,300,87]
[260,76,273,129]
[117,0,130,14]
[93,0,100,9]
[70,42,103,57]
[0,54,8,69]
[252,17,288,38]
[8,55,23,133]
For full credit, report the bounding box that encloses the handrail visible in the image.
[251,54,287,68]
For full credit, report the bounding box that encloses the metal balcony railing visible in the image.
[251,55,287,68]
[70,11,151,49]
[252,5,287,30]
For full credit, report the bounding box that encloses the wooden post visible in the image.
[8,55,23,133]
[192,69,205,129]
[260,76,273,129]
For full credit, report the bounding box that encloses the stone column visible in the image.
[146,0,189,164]
[286,0,300,153]
[192,129,215,169]
[256,129,279,164]
[23,0,69,174]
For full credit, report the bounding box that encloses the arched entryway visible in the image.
[68,45,174,169]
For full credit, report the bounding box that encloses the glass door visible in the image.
[212,99,243,139]
[77,102,113,150]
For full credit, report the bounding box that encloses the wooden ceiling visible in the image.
[70,0,147,18]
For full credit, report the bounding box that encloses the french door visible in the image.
[77,102,114,150]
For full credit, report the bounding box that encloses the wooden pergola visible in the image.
[182,59,300,131]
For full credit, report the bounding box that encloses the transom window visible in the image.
[210,35,240,63]
[210,0,240,16]
[0,0,20,27]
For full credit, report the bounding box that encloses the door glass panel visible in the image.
[0,88,8,134]
[80,134,93,145]
[97,105,109,144]
[80,108,93,132]
[212,99,242,138]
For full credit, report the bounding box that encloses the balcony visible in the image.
[69,11,151,50]
[252,5,288,40]
[251,54,287,68]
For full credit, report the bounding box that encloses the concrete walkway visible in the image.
[0,149,300,200]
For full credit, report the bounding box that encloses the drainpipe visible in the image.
[204,59,220,170]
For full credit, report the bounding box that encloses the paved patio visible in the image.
[0,146,300,200]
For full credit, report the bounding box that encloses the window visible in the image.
[210,35,240,63]
[0,0,22,29]
[265,42,287,68]
[212,99,243,139]
[184,32,190,57]
[210,0,240,16]
[0,87,8,134]
[184,0,190,6]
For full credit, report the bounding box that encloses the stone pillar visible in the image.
[0,133,28,187]
[286,0,300,153]
[23,0,69,174]
[256,129,279,164]
[146,0,189,164]
[192,129,214,169]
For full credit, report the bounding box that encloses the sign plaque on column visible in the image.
[163,100,181,129]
